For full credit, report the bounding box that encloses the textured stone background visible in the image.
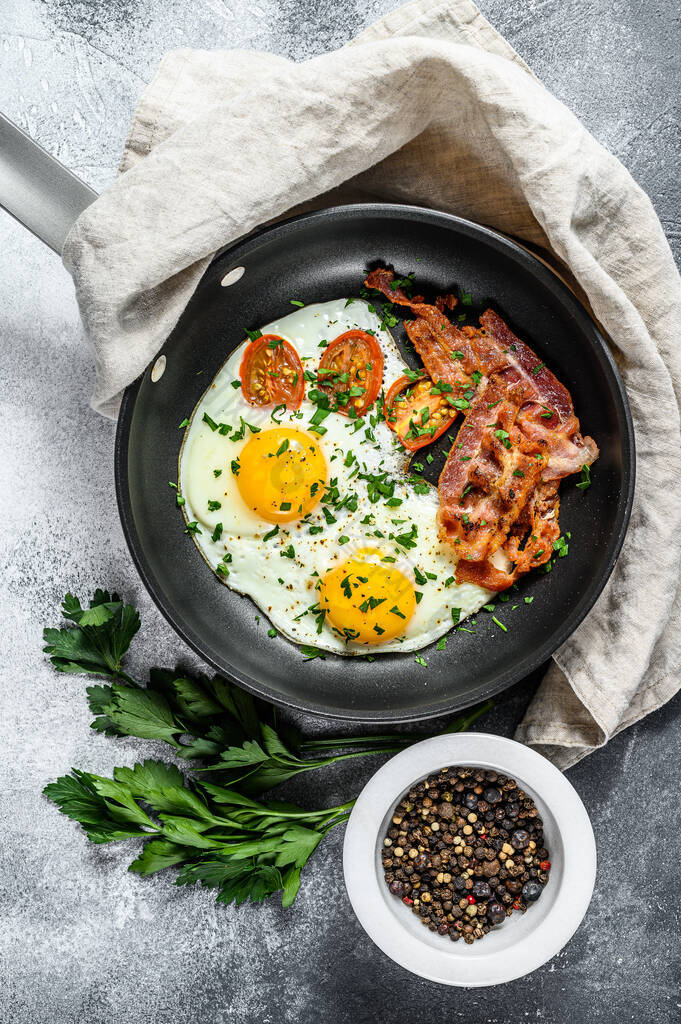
[1,1,680,1022]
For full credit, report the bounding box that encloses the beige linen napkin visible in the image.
[62,0,681,768]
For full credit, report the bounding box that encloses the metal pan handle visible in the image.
[0,113,97,254]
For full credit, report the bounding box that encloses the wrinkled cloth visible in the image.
[62,0,681,768]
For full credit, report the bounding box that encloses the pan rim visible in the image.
[115,202,636,723]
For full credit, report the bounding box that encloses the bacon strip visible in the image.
[365,268,598,483]
[402,318,471,392]
[366,268,480,376]
[365,267,598,591]
[438,377,547,562]
[480,310,598,481]
[455,481,560,590]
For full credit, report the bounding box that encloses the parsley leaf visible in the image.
[43,591,140,680]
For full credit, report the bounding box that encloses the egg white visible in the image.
[179,298,493,655]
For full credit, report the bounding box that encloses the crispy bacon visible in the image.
[365,268,598,483]
[365,266,598,591]
[479,310,598,481]
[455,481,560,590]
[402,318,471,392]
[438,378,547,562]
[366,268,480,376]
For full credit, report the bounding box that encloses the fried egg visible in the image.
[179,298,493,654]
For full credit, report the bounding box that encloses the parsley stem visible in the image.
[320,811,354,833]
[300,734,411,750]
[114,670,142,688]
[308,747,408,766]
[299,701,493,754]
[439,699,494,734]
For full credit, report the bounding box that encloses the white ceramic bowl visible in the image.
[343,733,596,986]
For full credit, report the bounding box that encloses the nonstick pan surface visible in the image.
[116,204,635,722]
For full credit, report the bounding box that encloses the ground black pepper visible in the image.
[381,765,551,945]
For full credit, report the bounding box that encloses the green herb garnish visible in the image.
[576,464,592,491]
[42,591,493,910]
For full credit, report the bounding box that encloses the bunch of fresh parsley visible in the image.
[43,590,491,907]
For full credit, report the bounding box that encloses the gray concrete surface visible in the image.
[1,1,680,1022]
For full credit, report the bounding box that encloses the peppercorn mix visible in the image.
[382,766,551,944]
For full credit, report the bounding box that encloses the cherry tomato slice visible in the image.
[384,373,457,451]
[240,334,304,410]
[317,330,384,417]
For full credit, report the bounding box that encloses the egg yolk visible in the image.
[236,427,326,524]
[319,548,416,644]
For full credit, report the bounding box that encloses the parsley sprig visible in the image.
[43,590,492,909]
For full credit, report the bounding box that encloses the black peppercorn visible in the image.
[487,901,506,925]
[511,829,530,850]
[522,881,542,902]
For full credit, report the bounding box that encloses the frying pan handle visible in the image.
[0,113,97,254]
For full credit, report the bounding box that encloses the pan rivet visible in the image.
[151,354,166,382]
[221,266,245,287]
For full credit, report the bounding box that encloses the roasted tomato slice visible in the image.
[240,334,304,410]
[317,330,384,416]
[384,373,457,451]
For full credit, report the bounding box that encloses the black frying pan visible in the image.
[0,117,635,723]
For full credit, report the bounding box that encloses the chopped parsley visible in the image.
[392,524,418,550]
[553,535,569,558]
[301,645,326,661]
[576,464,592,491]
